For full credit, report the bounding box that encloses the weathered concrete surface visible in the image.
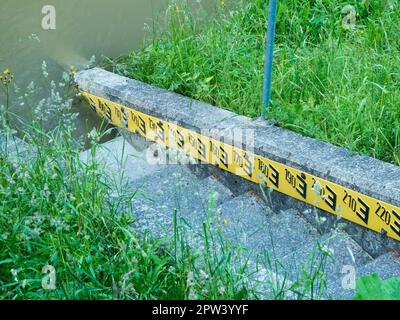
[75,68,400,257]
[282,231,373,298]
[128,165,234,238]
[215,194,318,260]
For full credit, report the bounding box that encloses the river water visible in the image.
[0,0,166,136]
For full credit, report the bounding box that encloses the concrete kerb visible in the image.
[75,68,400,258]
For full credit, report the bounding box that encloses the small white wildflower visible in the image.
[121,270,135,282]
[62,72,70,82]
[87,55,96,68]
[29,33,40,42]
[27,81,35,93]
[143,23,151,31]
[30,227,42,238]
[168,266,176,273]
[13,84,20,94]
[199,270,209,280]
[1,232,9,240]
[312,180,323,196]
[315,212,327,225]
[188,289,198,300]
[41,61,49,78]
[66,252,73,262]
[11,268,20,281]
[88,128,100,142]
[321,245,333,256]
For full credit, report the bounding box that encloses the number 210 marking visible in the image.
[343,191,370,225]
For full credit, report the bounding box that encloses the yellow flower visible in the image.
[223,219,228,225]
[4,69,10,74]
[68,65,77,78]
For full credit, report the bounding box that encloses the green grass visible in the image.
[355,273,400,300]
[114,0,400,165]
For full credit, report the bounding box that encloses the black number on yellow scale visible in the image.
[391,209,400,238]
[375,202,391,226]
[86,96,98,112]
[374,203,400,238]
[285,169,307,200]
[98,100,112,121]
[257,158,279,189]
[343,191,370,225]
[130,112,146,136]
[85,93,400,241]
[149,119,166,143]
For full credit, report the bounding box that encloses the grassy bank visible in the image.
[116,0,400,165]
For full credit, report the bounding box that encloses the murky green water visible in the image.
[0,0,166,135]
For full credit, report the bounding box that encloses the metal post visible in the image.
[261,0,278,117]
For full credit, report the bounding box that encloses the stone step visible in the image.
[358,252,400,280]
[129,165,234,238]
[282,231,373,299]
[196,193,326,299]
[214,193,319,261]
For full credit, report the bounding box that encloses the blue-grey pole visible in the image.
[261,0,278,117]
